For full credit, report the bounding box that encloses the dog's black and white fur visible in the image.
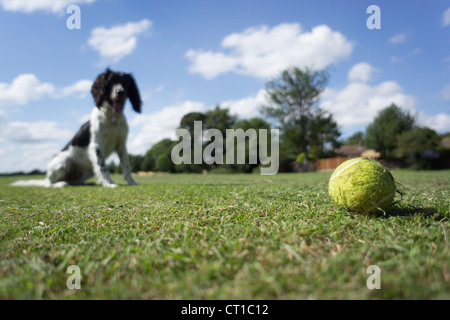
[14,69,142,188]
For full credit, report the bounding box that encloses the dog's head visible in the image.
[91,69,142,114]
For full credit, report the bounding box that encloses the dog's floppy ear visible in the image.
[125,73,142,113]
[91,70,111,107]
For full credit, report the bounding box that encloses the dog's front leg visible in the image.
[89,144,118,188]
[117,144,137,185]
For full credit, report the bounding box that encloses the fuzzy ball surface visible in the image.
[328,157,396,213]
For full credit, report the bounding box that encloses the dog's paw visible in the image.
[104,183,119,188]
[127,179,138,186]
[51,181,69,188]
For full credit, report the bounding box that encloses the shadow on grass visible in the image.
[381,204,446,220]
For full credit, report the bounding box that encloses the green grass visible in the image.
[0,170,448,299]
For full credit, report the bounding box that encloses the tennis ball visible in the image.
[329,157,396,214]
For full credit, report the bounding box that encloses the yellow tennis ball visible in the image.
[329,157,396,214]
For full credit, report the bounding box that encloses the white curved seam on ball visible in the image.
[330,158,364,182]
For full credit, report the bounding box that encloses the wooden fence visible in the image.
[312,156,357,171]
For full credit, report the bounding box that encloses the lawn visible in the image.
[0,170,448,300]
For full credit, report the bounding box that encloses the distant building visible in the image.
[335,144,369,157]
[441,137,450,149]
[314,144,381,171]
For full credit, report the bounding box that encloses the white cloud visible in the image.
[186,23,353,79]
[418,112,450,132]
[321,71,450,133]
[221,89,269,120]
[141,85,164,103]
[0,117,74,172]
[443,8,450,26]
[320,81,416,129]
[57,79,93,99]
[0,0,96,14]
[0,113,76,171]
[88,19,152,63]
[0,74,55,107]
[0,74,93,107]
[0,110,7,130]
[154,85,164,94]
[441,84,450,101]
[0,142,62,172]
[389,32,407,44]
[185,50,238,80]
[0,120,73,143]
[77,113,91,124]
[129,101,206,154]
[348,62,378,83]
[411,47,422,55]
[390,56,403,63]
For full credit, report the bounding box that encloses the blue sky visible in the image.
[0,0,449,173]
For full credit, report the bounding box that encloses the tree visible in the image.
[175,106,239,172]
[155,154,173,172]
[365,104,416,159]
[179,112,205,134]
[263,67,337,171]
[142,139,175,172]
[204,106,237,137]
[308,109,341,158]
[128,155,144,172]
[395,127,440,169]
[345,131,365,146]
[224,117,272,173]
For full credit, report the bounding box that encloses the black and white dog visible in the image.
[13,69,141,188]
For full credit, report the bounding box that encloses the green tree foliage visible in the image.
[155,154,173,172]
[224,117,272,173]
[175,112,207,173]
[204,106,238,137]
[129,155,144,173]
[365,104,416,159]
[308,109,341,158]
[175,107,237,172]
[263,67,339,171]
[142,139,176,172]
[395,127,440,169]
[179,112,205,134]
[345,131,365,146]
